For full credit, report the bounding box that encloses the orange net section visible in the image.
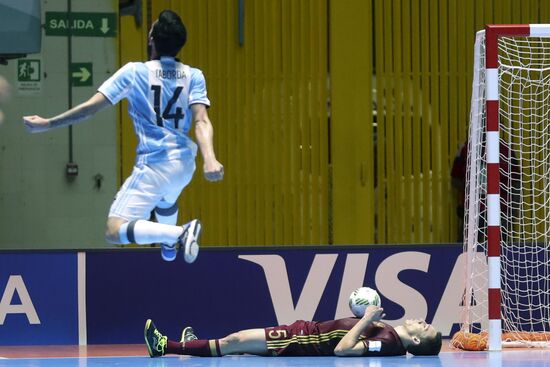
[502,332,550,343]
[452,331,550,350]
[451,331,488,351]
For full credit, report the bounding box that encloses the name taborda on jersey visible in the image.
[155,69,186,80]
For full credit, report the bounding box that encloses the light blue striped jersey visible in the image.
[98,56,210,165]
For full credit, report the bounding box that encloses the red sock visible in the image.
[182,339,222,357]
[165,340,185,355]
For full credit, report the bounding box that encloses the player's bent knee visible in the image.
[105,226,119,244]
[105,217,127,244]
[223,332,242,345]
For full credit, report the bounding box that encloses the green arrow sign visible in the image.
[71,63,93,86]
[45,12,117,37]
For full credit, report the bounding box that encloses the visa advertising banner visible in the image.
[0,246,471,345]
[86,245,465,344]
[0,252,78,345]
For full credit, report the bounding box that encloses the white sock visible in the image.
[155,202,179,246]
[125,219,183,245]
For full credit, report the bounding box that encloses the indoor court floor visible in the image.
[1,344,550,367]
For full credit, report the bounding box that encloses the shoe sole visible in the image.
[144,319,155,357]
[183,220,201,264]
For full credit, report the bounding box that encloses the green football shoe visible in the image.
[144,319,167,358]
[180,326,198,343]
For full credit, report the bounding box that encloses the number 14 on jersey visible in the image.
[150,85,185,129]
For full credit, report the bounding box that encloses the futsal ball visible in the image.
[349,287,381,317]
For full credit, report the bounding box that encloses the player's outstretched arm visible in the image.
[23,92,111,133]
[191,103,224,182]
[334,305,385,357]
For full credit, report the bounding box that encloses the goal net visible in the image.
[452,25,550,351]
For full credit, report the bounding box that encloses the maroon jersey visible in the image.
[264,318,405,356]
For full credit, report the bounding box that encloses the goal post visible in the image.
[452,24,550,351]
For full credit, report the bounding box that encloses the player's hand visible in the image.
[23,115,51,133]
[363,305,385,322]
[203,159,224,182]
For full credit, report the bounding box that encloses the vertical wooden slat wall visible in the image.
[142,0,328,246]
[118,1,550,246]
[330,0,374,245]
[373,0,550,244]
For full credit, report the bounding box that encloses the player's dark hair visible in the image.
[407,331,442,356]
[151,10,187,57]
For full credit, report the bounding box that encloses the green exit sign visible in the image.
[70,63,93,86]
[45,12,117,37]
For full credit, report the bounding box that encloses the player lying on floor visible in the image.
[144,305,442,357]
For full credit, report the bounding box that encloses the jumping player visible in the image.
[22,10,224,262]
[144,306,442,357]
